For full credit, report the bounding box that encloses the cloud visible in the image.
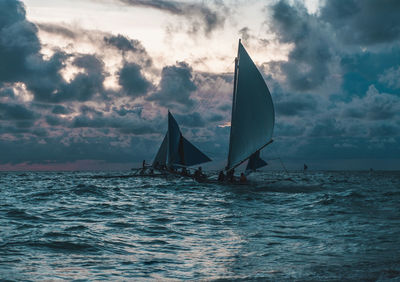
[71,114,162,135]
[52,105,71,115]
[0,1,108,104]
[379,66,400,89]
[275,93,317,116]
[115,0,227,35]
[0,102,37,121]
[320,0,400,46]
[342,85,400,121]
[147,61,196,109]
[104,34,146,53]
[269,0,334,91]
[36,23,76,39]
[118,62,152,98]
[104,34,153,66]
[0,0,40,82]
[0,86,15,98]
[174,112,205,128]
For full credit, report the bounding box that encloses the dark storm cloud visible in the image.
[342,86,400,121]
[115,0,226,35]
[147,61,196,109]
[0,0,40,82]
[113,105,142,117]
[270,0,333,91]
[0,1,108,104]
[52,105,71,115]
[45,115,65,126]
[80,105,104,116]
[30,54,106,103]
[175,112,205,128]
[1,2,156,105]
[368,124,398,138]
[104,34,153,66]
[275,94,317,116]
[104,34,146,53]
[71,114,161,135]
[37,23,76,39]
[0,103,37,121]
[59,54,106,102]
[0,136,154,165]
[30,53,107,103]
[118,62,151,98]
[207,113,224,122]
[320,0,400,45]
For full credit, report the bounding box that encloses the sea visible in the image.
[0,170,399,281]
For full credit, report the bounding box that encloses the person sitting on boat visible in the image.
[239,172,247,183]
[181,167,189,176]
[142,160,146,169]
[227,169,235,182]
[218,171,225,182]
[194,166,205,180]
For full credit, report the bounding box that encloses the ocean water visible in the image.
[0,170,399,281]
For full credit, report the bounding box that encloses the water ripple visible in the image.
[0,171,399,280]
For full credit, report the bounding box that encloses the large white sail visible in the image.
[227,40,275,170]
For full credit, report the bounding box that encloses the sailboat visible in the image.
[137,39,273,181]
[226,39,275,175]
[152,111,211,170]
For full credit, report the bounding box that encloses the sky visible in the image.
[0,0,399,171]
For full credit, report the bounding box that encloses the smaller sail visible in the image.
[167,111,183,166]
[152,133,167,167]
[153,111,211,168]
[246,151,267,171]
[180,136,211,167]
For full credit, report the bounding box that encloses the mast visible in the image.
[226,39,241,170]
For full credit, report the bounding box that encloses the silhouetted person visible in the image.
[142,160,146,169]
[194,166,205,180]
[227,169,235,182]
[304,164,308,171]
[217,171,225,182]
[181,167,188,176]
[239,172,247,183]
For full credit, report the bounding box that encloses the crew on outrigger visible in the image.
[227,169,235,182]
[181,167,189,176]
[140,159,147,174]
[217,171,225,182]
[239,172,247,183]
[194,166,206,181]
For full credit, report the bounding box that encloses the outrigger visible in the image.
[136,39,275,184]
[132,110,212,181]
